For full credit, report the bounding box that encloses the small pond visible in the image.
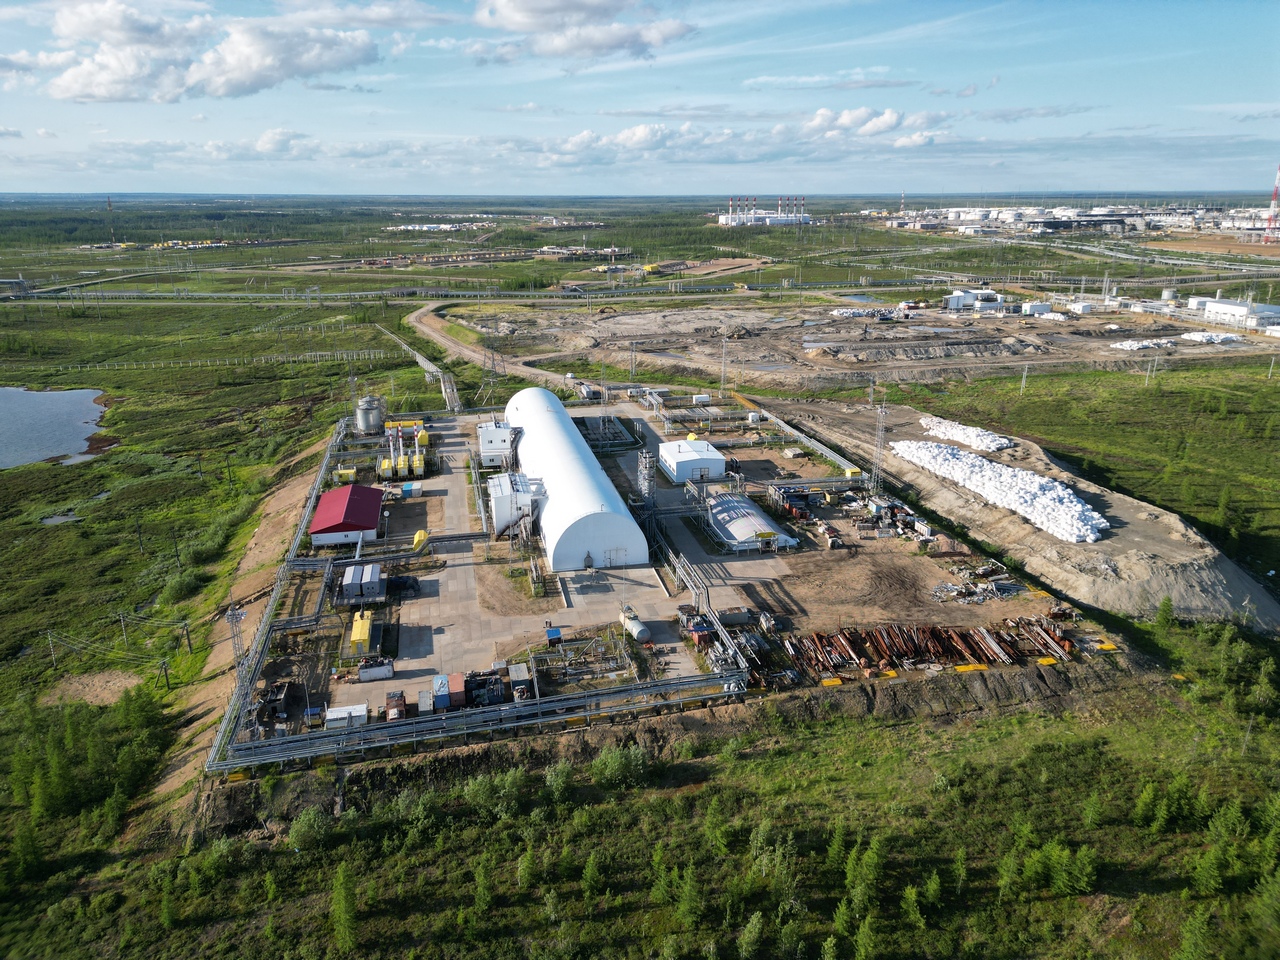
[0,387,104,469]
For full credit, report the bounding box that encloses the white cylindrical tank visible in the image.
[356,395,385,434]
[620,608,651,642]
[1161,288,1177,301]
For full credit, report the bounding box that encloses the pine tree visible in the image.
[517,847,537,891]
[1172,904,1213,960]
[901,884,925,929]
[951,847,967,896]
[854,916,876,960]
[737,911,764,960]
[331,862,357,954]
[581,850,603,900]
[1154,596,1175,641]
[676,864,703,930]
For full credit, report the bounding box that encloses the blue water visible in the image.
[844,295,883,303]
[0,387,104,469]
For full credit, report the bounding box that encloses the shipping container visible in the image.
[417,689,434,715]
[360,564,380,596]
[717,606,753,626]
[448,672,466,708]
[324,702,368,729]
[358,657,395,682]
[432,674,452,712]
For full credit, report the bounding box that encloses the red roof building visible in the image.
[309,484,384,545]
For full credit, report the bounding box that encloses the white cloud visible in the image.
[185,24,378,98]
[528,20,691,58]
[856,108,901,136]
[977,105,1095,123]
[893,130,933,148]
[0,127,22,138]
[471,0,692,60]
[36,127,56,137]
[744,68,912,91]
[27,1,380,101]
[956,83,978,98]
[903,111,951,129]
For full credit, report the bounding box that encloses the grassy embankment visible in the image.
[2,616,1278,959]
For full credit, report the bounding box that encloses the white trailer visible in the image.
[324,702,368,729]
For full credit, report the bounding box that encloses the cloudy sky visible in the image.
[0,0,1276,194]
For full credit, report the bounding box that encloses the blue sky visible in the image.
[0,0,1276,195]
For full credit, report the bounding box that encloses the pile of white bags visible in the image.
[890,441,1110,543]
[920,416,1013,452]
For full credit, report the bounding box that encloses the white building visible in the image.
[503,387,648,572]
[477,421,515,468]
[943,289,1005,311]
[1069,302,1093,315]
[487,472,545,538]
[1022,302,1052,315]
[1202,298,1280,327]
[658,439,726,483]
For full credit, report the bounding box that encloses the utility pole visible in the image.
[182,621,193,654]
[48,632,56,668]
[1020,364,1028,396]
[720,338,728,397]
[119,613,128,647]
[171,529,183,572]
[135,518,145,554]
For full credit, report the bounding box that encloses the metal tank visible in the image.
[355,395,385,434]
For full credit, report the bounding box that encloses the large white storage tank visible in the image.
[504,387,648,572]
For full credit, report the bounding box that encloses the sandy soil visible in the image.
[472,546,563,617]
[152,468,316,799]
[772,539,1044,633]
[1139,236,1280,259]
[425,301,1276,391]
[769,398,1280,630]
[41,670,140,706]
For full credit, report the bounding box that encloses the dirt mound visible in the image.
[42,670,140,706]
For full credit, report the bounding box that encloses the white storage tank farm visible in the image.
[503,387,649,572]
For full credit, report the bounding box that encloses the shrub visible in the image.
[591,744,652,789]
[289,807,331,852]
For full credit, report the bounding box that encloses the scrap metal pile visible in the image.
[780,617,1072,682]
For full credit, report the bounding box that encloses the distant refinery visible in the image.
[719,196,811,227]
